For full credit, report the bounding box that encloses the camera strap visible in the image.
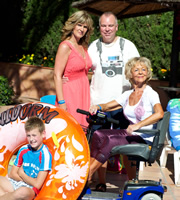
[96,37,125,69]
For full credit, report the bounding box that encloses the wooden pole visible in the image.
[169,8,180,88]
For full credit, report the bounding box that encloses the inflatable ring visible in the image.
[0,102,90,200]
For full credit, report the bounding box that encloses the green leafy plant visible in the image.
[118,11,173,81]
[18,54,35,65]
[157,68,170,81]
[41,56,54,68]
[18,54,55,67]
[0,76,15,105]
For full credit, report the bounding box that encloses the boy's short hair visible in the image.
[25,116,45,133]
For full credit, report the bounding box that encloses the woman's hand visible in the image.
[89,105,99,115]
[126,124,141,135]
[58,103,67,111]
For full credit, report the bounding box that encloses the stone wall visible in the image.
[0,62,55,101]
[0,62,176,110]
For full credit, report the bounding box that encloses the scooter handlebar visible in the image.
[76,109,119,125]
[76,108,90,116]
[107,117,119,125]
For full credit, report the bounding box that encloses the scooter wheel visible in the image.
[141,193,161,200]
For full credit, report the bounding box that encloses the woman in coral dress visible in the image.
[54,11,93,127]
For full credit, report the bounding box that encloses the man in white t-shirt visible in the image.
[88,12,140,191]
[88,12,140,129]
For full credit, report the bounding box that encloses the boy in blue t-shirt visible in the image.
[0,116,52,200]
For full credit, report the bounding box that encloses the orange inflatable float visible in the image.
[0,102,90,200]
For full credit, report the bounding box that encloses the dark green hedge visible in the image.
[0,1,174,79]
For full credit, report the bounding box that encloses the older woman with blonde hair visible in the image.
[54,11,93,126]
[88,57,164,188]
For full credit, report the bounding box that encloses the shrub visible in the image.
[118,11,173,80]
[18,54,35,65]
[0,76,15,105]
[18,54,55,67]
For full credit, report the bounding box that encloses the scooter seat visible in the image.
[111,143,150,161]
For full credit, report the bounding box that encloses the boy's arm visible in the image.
[18,166,49,190]
[9,165,23,181]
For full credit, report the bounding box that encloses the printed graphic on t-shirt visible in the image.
[22,156,41,178]
[101,55,124,77]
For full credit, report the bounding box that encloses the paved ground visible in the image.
[88,152,180,200]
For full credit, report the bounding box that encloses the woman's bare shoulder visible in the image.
[58,41,71,53]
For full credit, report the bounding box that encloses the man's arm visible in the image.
[18,166,49,190]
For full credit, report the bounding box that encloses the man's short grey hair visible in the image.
[99,12,118,26]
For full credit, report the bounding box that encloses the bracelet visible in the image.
[97,104,102,111]
[58,100,65,104]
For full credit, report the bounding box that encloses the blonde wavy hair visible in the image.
[61,10,94,49]
[125,57,152,84]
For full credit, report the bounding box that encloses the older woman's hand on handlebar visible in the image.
[89,105,99,115]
